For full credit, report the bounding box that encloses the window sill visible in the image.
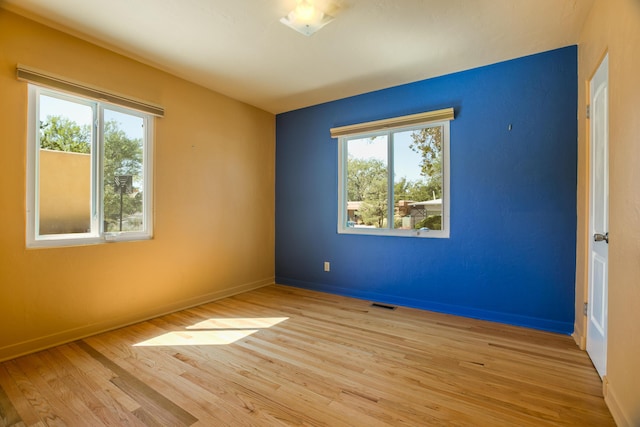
[27,233,152,249]
[337,227,449,239]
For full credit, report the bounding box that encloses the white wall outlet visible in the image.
[324,261,330,272]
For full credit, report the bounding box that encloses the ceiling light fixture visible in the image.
[280,0,334,36]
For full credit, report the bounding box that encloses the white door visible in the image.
[587,54,609,379]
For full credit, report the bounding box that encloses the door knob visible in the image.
[594,232,609,243]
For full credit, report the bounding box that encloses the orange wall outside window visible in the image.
[38,149,91,235]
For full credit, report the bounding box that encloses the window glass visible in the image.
[103,108,145,232]
[393,127,443,231]
[346,135,388,228]
[38,94,94,236]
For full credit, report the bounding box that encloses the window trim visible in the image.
[26,84,154,248]
[335,112,452,239]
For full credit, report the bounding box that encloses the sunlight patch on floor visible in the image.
[186,317,289,330]
[133,317,289,347]
[134,330,258,346]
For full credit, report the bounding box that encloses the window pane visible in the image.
[103,108,145,232]
[38,95,93,235]
[393,126,443,231]
[346,135,388,228]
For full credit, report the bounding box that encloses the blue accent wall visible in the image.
[275,46,577,334]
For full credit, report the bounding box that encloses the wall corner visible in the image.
[571,329,586,350]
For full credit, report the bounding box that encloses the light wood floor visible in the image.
[0,285,614,426]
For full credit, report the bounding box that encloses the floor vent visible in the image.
[370,303,397,310]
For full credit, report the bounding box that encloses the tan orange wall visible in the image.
[575,0,640,425]
[39,150,91,235]
[0,10,275,360]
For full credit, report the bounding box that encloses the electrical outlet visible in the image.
[324,261,330,272]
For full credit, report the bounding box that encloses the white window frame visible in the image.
[26,84,154,248]
[336,119,451,239]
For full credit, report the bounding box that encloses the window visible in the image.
[26,85,154,247]
[334,109,452,238]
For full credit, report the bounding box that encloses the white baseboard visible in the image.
[0,277,274,362]
[604,378,633,427]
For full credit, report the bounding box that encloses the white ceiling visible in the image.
[2,0,594,114]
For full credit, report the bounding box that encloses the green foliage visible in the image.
[409,126,442,181]
[347,157,387,227]
[394,177,440,204]
[415,215,442,230]
[347,157,384,201]
[40,116,91,153]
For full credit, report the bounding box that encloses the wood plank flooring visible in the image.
[0,285,615,426]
